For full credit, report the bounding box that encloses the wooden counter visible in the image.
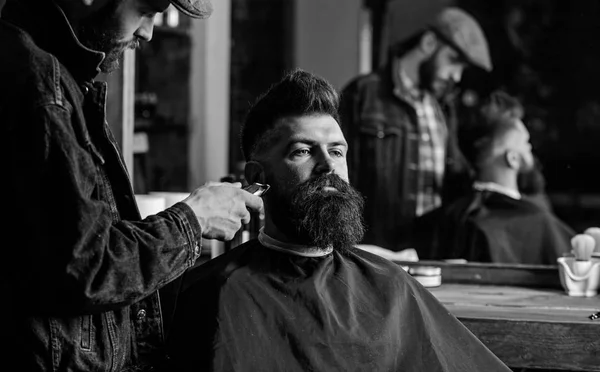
[396,261,600,371]
[429,284,600,371]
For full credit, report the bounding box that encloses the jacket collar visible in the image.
[377,57,425,108]
[391,57,427,103]
[2,0,105,82]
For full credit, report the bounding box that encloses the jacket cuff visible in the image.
[169,202,202,265]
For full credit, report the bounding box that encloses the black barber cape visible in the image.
[413,190,574,264]
[166,238,509,372]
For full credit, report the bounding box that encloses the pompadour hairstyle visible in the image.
[461,90,523,169]
[479,90,524,121]
[240,69,340,161]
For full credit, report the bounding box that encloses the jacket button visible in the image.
[194,243,200,256]
[82,86,89,94]
[137,309,147,321]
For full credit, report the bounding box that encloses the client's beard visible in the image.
[272,174,365,253]
[77,0,140,73]
[517,157,544,195]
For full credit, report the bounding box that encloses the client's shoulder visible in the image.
[503,194,561,221]
[479,191,550,217]
[342,247,438,296]
[343,246,413,276]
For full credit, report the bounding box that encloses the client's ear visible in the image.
[505,150,520,170]
[245,161,266,184]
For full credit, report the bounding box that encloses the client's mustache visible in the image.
[294,173,352,195]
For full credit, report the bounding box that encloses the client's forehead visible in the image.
[272,114,346,145]
[504,120,529,141]
[495,120,529,148]
[514,120,529,136]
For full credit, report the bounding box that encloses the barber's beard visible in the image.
[270,174,366,253]
[419,57,455,100]
[77,1,140,73]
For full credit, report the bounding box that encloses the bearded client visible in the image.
[164,70,511,372]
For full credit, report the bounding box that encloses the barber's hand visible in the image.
[183,182,264,241]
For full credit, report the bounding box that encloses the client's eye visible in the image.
[329,149,344,157]
[291,148,310,157]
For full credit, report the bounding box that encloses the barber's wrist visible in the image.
[170,202,203,263]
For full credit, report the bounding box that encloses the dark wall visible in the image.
[134,21,193,193]
[228,0,294,176]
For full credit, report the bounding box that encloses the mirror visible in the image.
[360,0,600,267]
[455,0,600,230]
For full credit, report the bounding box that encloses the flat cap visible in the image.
[383,0,445,48]
[381,0,492,71]
[431,7,492,71]
[170,0,213,19]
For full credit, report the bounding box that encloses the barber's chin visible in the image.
[99,53,122,73]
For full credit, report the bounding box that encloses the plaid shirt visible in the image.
[395,63,447,216]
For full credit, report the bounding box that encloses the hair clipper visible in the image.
[243,182,270,197]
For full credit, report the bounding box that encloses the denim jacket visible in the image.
[0,0,201,370]
[339,64,470,251]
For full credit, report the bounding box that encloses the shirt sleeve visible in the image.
[7,103,202,316]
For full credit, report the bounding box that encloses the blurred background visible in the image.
[1,0,599,230]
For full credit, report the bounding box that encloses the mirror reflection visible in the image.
[339,0,600,266]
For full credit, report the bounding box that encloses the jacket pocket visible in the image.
[359,119,403,138]
[358,119,404,173]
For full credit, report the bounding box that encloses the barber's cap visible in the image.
[170,0,213,19]
[382,0,492,71]
[431,7,492,71]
